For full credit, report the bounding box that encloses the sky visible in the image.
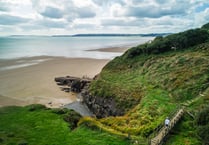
[0,0,209,35]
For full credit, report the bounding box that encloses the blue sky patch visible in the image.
[195,3,209,12]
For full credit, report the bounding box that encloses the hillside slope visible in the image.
[82,24,209,144]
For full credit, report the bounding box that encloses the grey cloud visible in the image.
[0,7,8,12]
[0,14,29,25]
[76,7,96,18]
[31,0,40,9]
[102,19,125,26]
[64,6,96,22]
[126,4,187,18]
[92,0,125,6]
[20,23,43,31]
[0,2,9,12]
[101,18,146,27]
[155,20,174,26]
[155,0,168,4]
[37,19,67,28]
[66,14,75,22]
[92,0,106,5]
[74,23,96,29]
[131,0,145,5]
[40,6,63,19]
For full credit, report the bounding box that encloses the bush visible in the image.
[196,105,209,144]
[202,22,209,29]
[63,110,82,130]
[26,104,46,111]
[123,28,209,58]
[51,108,69,114]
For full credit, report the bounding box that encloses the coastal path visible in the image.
[149,107,184,145]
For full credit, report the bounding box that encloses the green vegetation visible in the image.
[0,105,131,145]
[86,23,209,144]
[195,104,209,145]
[123,28,209,58]
[1,22,209,144]
[202,22,209,30]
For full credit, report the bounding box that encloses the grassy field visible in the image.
[0,105,132,145]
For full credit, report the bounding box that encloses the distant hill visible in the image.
[10,33,171,37]
[71,33,171,37]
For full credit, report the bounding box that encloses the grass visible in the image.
[164,115,201,145]
[1,26,209,144]
[67,125,131,145]
[164,89,209,145]
[0,105,132,145]
[86,42,209,142]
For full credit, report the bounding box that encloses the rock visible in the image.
[54,76,92,93]
[55,75,124,118]
[82,90,124,118]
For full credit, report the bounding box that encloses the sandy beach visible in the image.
[0,56,110,108]
[87,45,133,53]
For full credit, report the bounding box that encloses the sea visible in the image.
[0,36,153,60]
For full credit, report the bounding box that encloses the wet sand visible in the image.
[0,56,110,108]
[86,45,132,53]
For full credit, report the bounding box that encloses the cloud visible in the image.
[0,2,10,12]
[125,4,187,18]
[37,19,67,28]
[76,7,96,18]
[0,0,209,35]
[0,14,29,25]
[92,0,125,6]
[155,0,168,4]
[40,6,63,19]
[92,0,106,5]
[101,18,145,27]
[73,23,96,29]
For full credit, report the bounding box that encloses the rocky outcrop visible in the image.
[55,75,124,118]
[81,89,124,118]
[54,76,91,93]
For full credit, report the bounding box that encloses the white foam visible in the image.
[0,62,38,71]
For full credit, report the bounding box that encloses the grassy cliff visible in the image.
[85,24,209,144]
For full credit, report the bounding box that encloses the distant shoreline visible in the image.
[70,33,170,37]
[1,36,153,60]
[7,33,171,37]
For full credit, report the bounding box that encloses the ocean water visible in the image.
[0,36,153,60]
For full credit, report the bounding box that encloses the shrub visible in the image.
[123,28,209,58]
[51,108,69,114]
[63,110,82,130]
[26,104,46,111]
[202,22,209,29]
[196,105,209,144]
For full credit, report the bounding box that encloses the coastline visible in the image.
[0,56,110,108]
[86,44,134,53]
